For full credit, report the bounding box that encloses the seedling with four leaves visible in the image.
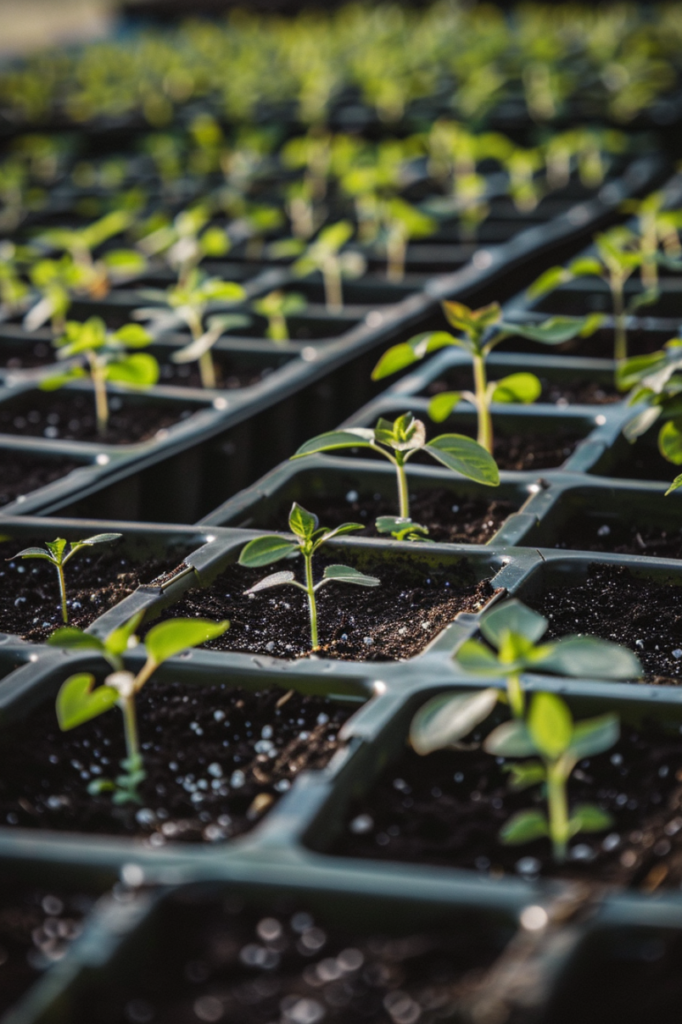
[291,411,499,542]
[239,502,380,650]
[11,533,122,624]
[372,301,600,453]
[51,613,229,804]
[40,317,159,437]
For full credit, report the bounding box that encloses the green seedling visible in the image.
[372,301,600,453]
[528,228,650,363]
[622,191,682,291]
[137,205,230,287]
[487,693,620,863]
[291,411,499,538]
[24,255,91,335]
[292,221,365,314]
[0,244,30,320]
[50,613,228,803]
[505,146,544,212]
[238,502,379,650]
[618,339,682,463]
[252,290,307,343]
[378,198,435,282]
[138,269,247,388]
[12,533,122,624]
[40,317,158,437]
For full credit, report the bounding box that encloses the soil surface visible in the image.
[0,392,197,445]
[146,557,495,661]
[530,563,682,683]
[72,894,508,1024]
[0,882,95,1016]
[277,491,518,545]
[0,339,54,369]
[554,516,682,558]
[488,431,582,471]
[0,684,352,843]
[157,359,273,390]
[333,716,682,889]
[426,374,620,407]
[0,452,83,507]
[0,537,189,642]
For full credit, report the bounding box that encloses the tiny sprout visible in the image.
[486,693,619,864]
[11,533,122,624]
[40,317,158,437]
[292,412,499,529]
[375,516,431,543]
[252,289,307,343]
[292,221,365,314]
[238,502,379,650]
[51,613,229,804]
[372,301,601,453]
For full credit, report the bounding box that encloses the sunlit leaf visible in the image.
[410,689,498,755]
[56,673,119,731]
[145,617,229,664]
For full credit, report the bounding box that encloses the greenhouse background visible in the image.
[1,2,682,1022]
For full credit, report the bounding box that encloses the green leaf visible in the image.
[12,546,53,561]
[480,599,548,648]
[627,288,659,314]
[500,809,549,845]
[238,536,299,568]
[292,429,376,458]
[569,714,620,760]
[568,257,604,277]
[322,564,380,586]
[410,689,499,755]
[78,533,123,548]
[659,419,682,464]
[569,803,613,835]
[102,249,147,275]
[289,503,318,539]
[104,612,144,662]
[45,538,67,561]
[526,266,572,299]
[111,324,152,348]
[665,473,682,495]
[428,392,461,423]
[424,435,499,486]
[200,226,230,257]
[39,367,87,391]
[534,636,642,680]
[505,760,546,791]
[484,719,537,757]
[375,516,429,539]
[528,693,572,760]
[502,316,594,345]
[455,638,503,674]
[48,628,106,655]
[492,373,542,404]
[622,406,662,444]
[316,523,364,544]
[371,333,456,380]
[107,354,159,388]
[244,570,296,594]
[145,617,229,665]
[56,673,119,731]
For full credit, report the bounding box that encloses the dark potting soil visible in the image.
[333,716,682,890]
[0,451,83,507]
[0,392,197,445]
[0,882,96,1016]
[426,374,620,407]
[0,339,54,370]
[0,537,189,642]
[489,431,582,471]
[145,557,495,661]
[157,359,272,390]
[0,683,352,843]
[554,516,682,559]
[530,563,682,684]
[71,894,509,1024]
[277,490,518,545]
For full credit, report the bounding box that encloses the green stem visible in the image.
[268,313,288,342]
[612,279,627,364]
[198,349,217,388]
[120,692,141,768]
[473,352,493,453]
[547,760,570,864]
[87,353,109,437]
[395,453,410,519]
[323,256,343,314]
[506,672,524,718]
[304,550,319,648]
[387,231,406,282]
[56,562,68,624]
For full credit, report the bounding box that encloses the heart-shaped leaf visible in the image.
[56,673,119,731]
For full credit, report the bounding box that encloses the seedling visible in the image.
[292,412,499,537]
[372,301,600,453]
[378,198,435,282]
[252,290,307,343]
[528,228,649,363]
[50,613,228,804]
[618,340,682,463]
[40,317,159,437]
[410,599,640,746]
[292,221,365,314]
[487,693,619,863]
[137,270,247,388]
[622,191,682,291]
[11,533,122,624]
[137,205,230,287]
[238,502,379,650]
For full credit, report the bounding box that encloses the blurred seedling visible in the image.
[292,221,365,313]
[252,290,308,343]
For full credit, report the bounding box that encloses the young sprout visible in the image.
[621,191,682,291]
[372,301,600,453]
[40,317,159,437]
[378,198,435,282]
[528,228,648,364]
[618,340,682,462]
[292,221,365,314]
[138,270,247,388]
[50,613,228,804]
[505,146,544,213]
[11,533,122,624]
[0,244,30,321]
[137,205,230,288]
[24,256,85,335]
[487,693,620,863]
[252,290,307,343]
[291,411,499,539]
[238,502,379,650]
